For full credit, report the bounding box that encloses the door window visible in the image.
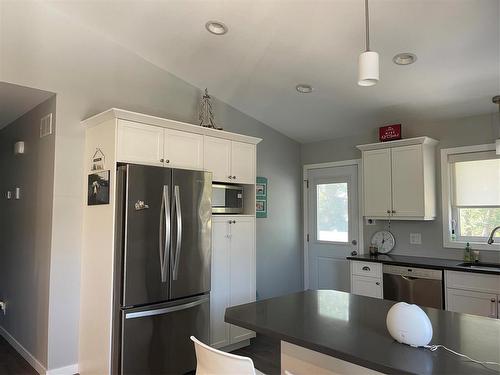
[316,182,349,243]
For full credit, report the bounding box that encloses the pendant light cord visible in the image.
[365,0,370,51]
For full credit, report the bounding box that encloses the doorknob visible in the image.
[351,250,358,256]
[351,240,357,246]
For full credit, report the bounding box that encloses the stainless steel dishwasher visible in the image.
[383,265,443,309]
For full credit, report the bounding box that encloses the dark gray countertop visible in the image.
[225,290,500,375]
[347,253,500,275]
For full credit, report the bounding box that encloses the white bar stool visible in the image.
[190,336,265,375]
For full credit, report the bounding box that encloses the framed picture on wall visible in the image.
[88,170,110,205]
[256,176,268,218]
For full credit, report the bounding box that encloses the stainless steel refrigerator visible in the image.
[113,164,212,375]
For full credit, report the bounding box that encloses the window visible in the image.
[442,145,500,249]
[316,182,349,242]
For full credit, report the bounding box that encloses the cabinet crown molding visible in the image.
[356,136,438,152]
[82,108,262,145]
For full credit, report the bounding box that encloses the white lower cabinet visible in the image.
[446,288,498,318]
[445,270,500,319]
[350,261,383,299]
[210,216,256,348]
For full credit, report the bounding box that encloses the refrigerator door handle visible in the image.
[172,185,182,280]
[163,185,171,282]
[125,295,209,319]
[159,186,169,283]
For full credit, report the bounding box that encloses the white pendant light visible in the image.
[358,0,379,86]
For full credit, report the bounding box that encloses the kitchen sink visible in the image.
[457,262,500,271]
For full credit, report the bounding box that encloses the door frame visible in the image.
[303,159,364,290]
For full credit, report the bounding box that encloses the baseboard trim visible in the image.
[46,364,79,375]
[0,326,46,375]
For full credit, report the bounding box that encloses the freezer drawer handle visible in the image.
[401,275,418,281]
[172,185,183,280]
[125,296,209,320]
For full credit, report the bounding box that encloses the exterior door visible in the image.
[121,295,209,375]
[170,169,212,300]
[121,164,171,308]
[307,165,359,291]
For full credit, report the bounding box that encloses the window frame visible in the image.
[441,143,500,251]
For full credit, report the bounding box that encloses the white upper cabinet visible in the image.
[204,136,256,184]
[358,137,438,220]
[230,141,256,184]
[363,149,392,217]
[391,145,425,217]
[163,128,203,170]
[204,137,232,182]
[117,120,164,166]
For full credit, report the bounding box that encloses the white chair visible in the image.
[190,336,265,375]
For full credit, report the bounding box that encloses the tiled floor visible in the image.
[0,336,37,375]
[232,335,281,374]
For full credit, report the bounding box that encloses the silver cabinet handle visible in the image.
[228,176,233,179]
[233,176,236,179]
[392,210,396,214]
[376,282,380,285]
[387,210,391,214]
[165,159,170,164]
[172,185,182,280]
[491,298,497,318]
[362,266,371,271]
[160,158,164,163]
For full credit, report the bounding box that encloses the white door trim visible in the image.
[303,159,364,291]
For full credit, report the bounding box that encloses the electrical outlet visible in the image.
[365,218,377,225]
[410,233,422,245]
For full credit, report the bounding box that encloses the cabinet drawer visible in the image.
[351,275,383,299]
[351,261,382,278]
[446,271,500,294]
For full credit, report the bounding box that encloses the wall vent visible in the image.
[40,113,53,138]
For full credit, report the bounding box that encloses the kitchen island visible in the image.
[225,290,500,374]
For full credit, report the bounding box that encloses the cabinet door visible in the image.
[164,128,203,170]
[117,120,164,166]
[363,149,392,217]
[229,217,256,343]
[351,275,383,299]
[210,218,231,348]
[446,288,498,318]
[391,145,424,217]
[204,136,232,182]
[231,142,256,184]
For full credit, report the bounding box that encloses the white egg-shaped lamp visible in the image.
[386,302,433,347]
[358,51,379,87]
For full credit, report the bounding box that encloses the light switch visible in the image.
[15,187,21,200]
[410,233,422,245]
[6,191,12,200]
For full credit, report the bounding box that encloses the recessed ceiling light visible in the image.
[205,21,228,35]
[296,84,313,94]
[393,53,417,65]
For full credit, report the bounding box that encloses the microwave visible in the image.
[212,184,244,214]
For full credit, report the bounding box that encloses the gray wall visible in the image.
[0,1,302,368]
[302,113,500,263]
[0,96,56,367]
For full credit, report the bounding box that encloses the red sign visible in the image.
[379,124,402,142]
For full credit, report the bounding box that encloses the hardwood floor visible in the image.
[0,336,37,375]
[232,335,281,374]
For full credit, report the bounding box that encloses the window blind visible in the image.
[453,158,500,206]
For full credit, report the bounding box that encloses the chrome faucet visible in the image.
[487,226,500,244]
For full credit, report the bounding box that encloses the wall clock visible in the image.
[371,230,395,254]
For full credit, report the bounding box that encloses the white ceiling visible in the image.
[0,82,55,129]
[47,0,500,143]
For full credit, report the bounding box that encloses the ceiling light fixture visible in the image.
[393,53,417,65]
[358,0,379,87]
[205,21,228,35]
[296,84,313,94]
